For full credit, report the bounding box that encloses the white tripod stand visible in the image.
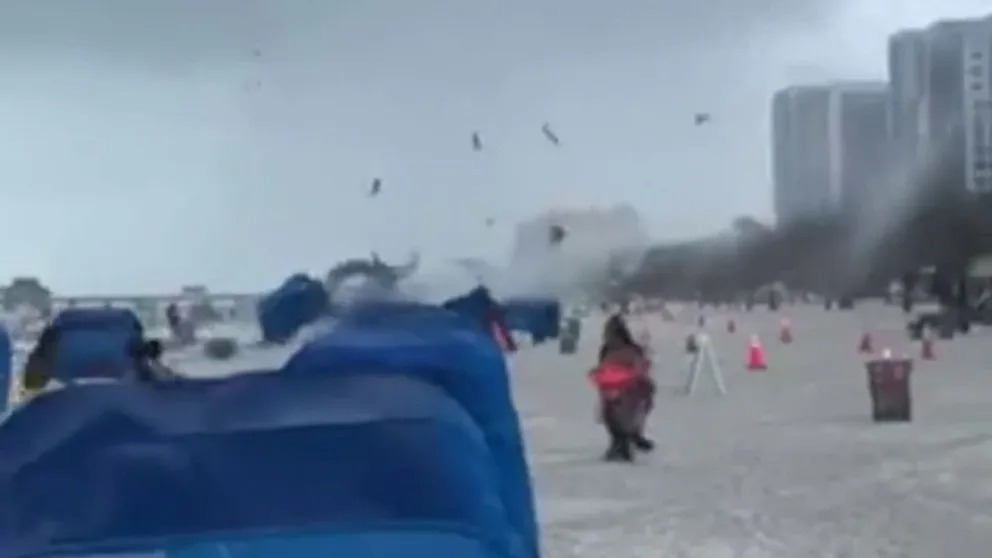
[684,332,727,396]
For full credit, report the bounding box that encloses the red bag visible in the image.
[590,363,639,398]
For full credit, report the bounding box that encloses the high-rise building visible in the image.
[887,29,928,178]
[772,85,831,224]
[832,83,890,217]
[927,17,992,194]
[772,82,889,224]
[890,17,992,194]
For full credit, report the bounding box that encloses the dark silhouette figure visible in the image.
[593,314,655,462]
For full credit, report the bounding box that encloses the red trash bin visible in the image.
[865,357,912,422]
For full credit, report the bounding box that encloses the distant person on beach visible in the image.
[590,313,655,462]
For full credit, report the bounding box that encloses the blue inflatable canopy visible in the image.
[46,307,144,383]
[442,286,516,352]
[502,298,561,343]
[284,301,537,558]
[257,274,327,344]
[442,286,497,329]
[0,326,10,414]
[0,370,513,558]
[0,298,539,558]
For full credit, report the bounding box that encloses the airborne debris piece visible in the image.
[485,217,495,228]
[541,123,560,146]
[548,224,566,245]
[369,178,382,197]
[204,337,238,361]
[694,113,711,125]
[242,49,263,91]
[472,132,483,151]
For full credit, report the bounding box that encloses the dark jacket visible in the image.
[130,339,179,383]
[22,327,58,391]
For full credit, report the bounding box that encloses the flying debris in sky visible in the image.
[541,123,560,146]
[453,257,497,283]
[548,224,566,245]
[242,49,263,92]
[694,113,711,125]
[369,178,382,197]
[485,217,495,228]
[472,132,483,151]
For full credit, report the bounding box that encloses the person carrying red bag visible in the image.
[590,314,656,462]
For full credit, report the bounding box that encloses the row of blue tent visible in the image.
[256,273,561,347]
[0,288,542,557]
[0,307,145,414]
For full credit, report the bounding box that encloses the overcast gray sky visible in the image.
[0,0,989,294]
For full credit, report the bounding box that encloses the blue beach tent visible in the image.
[0,326,10,413]
[0,300,539,558]
[502,298,560,343]
[257,274,327,344]
[283,301,537,558]
[442,286,517,352]
[0,369,515,557]
[45,307,144,383]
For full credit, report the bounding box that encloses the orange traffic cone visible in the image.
[858,332,873,354]
[746,335,767,371]
[779,318,793,344]
[727,318,736,333]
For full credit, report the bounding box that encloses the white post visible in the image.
[704,334,728,395]
[684,341,703,395]
[685,332,727,396]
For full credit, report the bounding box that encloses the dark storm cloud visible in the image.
[0,0,871,293]
[0,0,848,66]
[0,0,325,71]
[514,0,846,41]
